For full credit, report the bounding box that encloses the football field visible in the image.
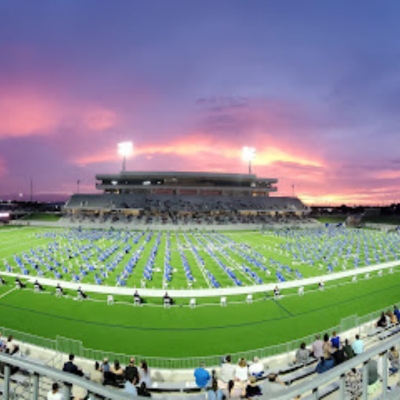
[0,225,400,363]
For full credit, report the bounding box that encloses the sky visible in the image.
[0,0,400,205]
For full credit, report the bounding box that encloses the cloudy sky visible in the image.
[0,0,399,205]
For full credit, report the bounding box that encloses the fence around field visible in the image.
[0,304,390,369]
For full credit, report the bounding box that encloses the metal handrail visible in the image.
[0,353,131,400]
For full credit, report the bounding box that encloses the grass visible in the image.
[21,212,61,221]
[0,225,400,361]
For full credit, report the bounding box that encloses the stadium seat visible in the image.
[378,270,383,277]
[190,298,196,309]
[107,295,114,305]
[352,275,357,283]
[365,273,370,279]
[298,286,304,296]
[246,294,253,304]
[220,297,227,307]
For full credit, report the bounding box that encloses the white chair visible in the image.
[390,268,394,274]
[56,287,63,297]
[246,294,253,304]
[34,286,40,293]
[298,286,304,296]
[190,298,196,309]
[134,297,141,307]
[77,292,84,302]
[378,270,383,277]
[141,280,146,289]
[365,273,370,280]
[220,297,227,307]
[107,295,114,305]
[352,275,357,283]
[164,298,171,309]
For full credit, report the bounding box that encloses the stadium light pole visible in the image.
[118,141,133,172]
[242,146,256,174]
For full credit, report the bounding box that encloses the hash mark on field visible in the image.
[0,287,18,300]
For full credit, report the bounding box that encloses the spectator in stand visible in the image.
[394,305,400,322]
[245,376,262,398]
[235,358,248,383]
[294,342,310,365]
[125,357,139,385]
[330,331,340,349]
[387,310,397,325]
[111,360,124,377]
[194,362,210,389]
[311,334,324,359]
[263,373,286,397]
[139,360,151,387]
[377,352,390,381]
[137,382,151,397]
[207,371,224,400]
[389,347,400,374]
[343,339,355,359]
[367,358,381,395]
[332,346,346,365]
[91,361,103,385]
[47,383,63,400]
[345,368,362,400]
[376,312,388,328]
[323,333,333,359]
[220,355,236,383]
[5,335,16,353]
[248,356,264,378]
[101,358,110,373]
[62,354,84,377]
[315,356,335,374]
[351,335,364,356]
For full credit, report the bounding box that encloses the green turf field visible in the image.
[0,225,400,364]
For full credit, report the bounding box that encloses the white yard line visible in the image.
[0,287,18,299]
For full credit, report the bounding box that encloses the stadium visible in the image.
[2,155,400,399]
[2,2,400,399]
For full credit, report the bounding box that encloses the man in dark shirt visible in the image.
[63,354,84,377]
[124,357,139,384]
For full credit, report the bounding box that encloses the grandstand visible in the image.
[63,171,309,225]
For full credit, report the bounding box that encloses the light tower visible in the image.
[242,146,256,174]
[118,141,133,172]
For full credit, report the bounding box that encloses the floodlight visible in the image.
[117,141,133,172]
[242,146,256,174]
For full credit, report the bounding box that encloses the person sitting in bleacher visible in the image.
[351,334,364,355]
[248,356,264,378]
[207,371,224,400]
[345,368,362,400]
[323,333,333,358]
[90,361,103,385]
[125,357,139,386]
[220,355,236,389]
[311,334,324,359]
[47,382,63,400]
[15,277,26,289]
[387,310,398,325]
[330,330,340,349]
[294,342,310,365]
[394,305,400,321]
[194,362,210,389]
[389,346,400,374]
[6,335,18,355]
[262,373,286,397]
[376,312,388,328]
[245,376,262,398]
[315,356,335,374]
[343,338,355,359]
[139,360,151,387]
[62,354,84,377]
[332,345,347,365]
[137,381,151,397]
[34,280,44,291]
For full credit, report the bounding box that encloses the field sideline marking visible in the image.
[0,287,17,300]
